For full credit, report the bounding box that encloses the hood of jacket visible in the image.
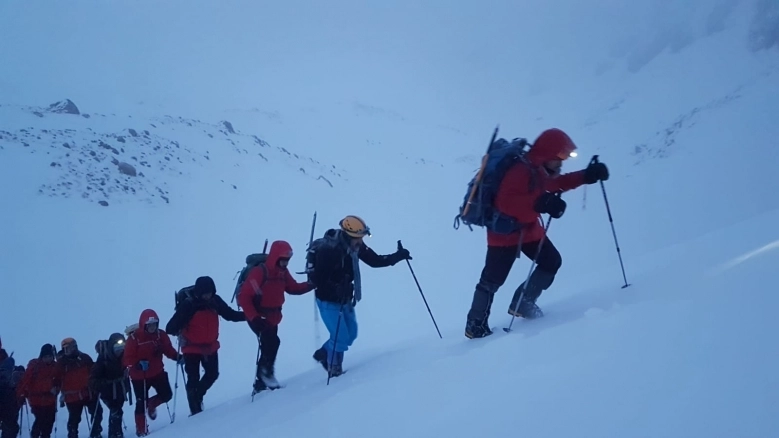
[136,309,161,340]
[526,128,577,165]
[267,240,294,272]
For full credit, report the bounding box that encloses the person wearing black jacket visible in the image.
[309,216,411,377]
[165,276,245,416]
[89,333,131,438]
[0,338,24,438]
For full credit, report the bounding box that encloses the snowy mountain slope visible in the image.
[80,207,779,438]
[2,0,779,437]
[0,99,344,207]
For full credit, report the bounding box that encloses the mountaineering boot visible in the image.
[146,396,160,421]
[508,268,554,319]
[328,351,345,378]
[186,388,203,416]
[134,414,148,437]
[465,318,493,339]
[68,423,80,438]
[508,298,544,319]
[252,376,267,394]
[259,364,281,390]
[313,347,329,372]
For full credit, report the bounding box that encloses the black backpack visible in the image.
[230,241,270,307]
[301,228,342,286]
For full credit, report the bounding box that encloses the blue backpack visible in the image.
[454,128,537,234]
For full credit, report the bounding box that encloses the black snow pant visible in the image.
[184,353,218,415]
[0,389,21,438]
[131,371,173,417]
[66,397,103,438]
[99,396,125,438]
[466,239,562,324]
[30,404,57,438]
[248,321,281,373]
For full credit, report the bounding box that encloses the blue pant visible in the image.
[317,299,358,354]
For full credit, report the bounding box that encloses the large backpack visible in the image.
[301,228,342,286]
[0,354,15,388]
[454,127,537,234]
[175,285,196,310]
[231,253,269,307]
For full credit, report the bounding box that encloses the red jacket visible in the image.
[167,291,246,356]
[123,309,178,381]
[238,240,314,326]
[57,351,95,404]
[17,359,61,408]
[489,128,586,247]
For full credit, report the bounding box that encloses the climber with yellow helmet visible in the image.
[307,215,411,378]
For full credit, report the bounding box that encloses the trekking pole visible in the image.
[590,155,630,289]
[305,211,321,347]
[397,240,442,338]
[326,305,344,386]
[504,212,555,333]
[83,406,92,434]
[18,403,24,437]
[25,403,31,433]
[142,372,148,432]
[171,344,181,423]
[251,340,261,402]
[90,393,102,433]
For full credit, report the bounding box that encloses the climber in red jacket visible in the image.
[465,128,610,338]
[238,240,314,393]
[123,309,180,436]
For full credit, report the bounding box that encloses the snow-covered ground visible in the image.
[1,0,778,436]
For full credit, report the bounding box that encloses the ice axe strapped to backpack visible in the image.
[453,125,538,234]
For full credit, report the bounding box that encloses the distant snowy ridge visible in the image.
[0,99,346,207]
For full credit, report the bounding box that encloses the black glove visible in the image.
[583,161,609,184]
[534,192,567,219]
[249,316,269,336]
[393,248,411,263]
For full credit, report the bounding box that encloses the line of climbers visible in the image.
[1,126,611,438]
[0,216,412,438]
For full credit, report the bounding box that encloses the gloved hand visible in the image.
[138,360,149,371]
[249,316,269,335]
[583,161,609,184]
[175,354,185,365]
[395,248,411,261]
[534,192,567,219]
[59,393,65,408]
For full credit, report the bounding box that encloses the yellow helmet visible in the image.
[339,215,371,238]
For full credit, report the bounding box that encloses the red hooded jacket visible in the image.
[17,358,61,408]
[238,240,314,327]
[123,309,178,381]
[489,128,587,247]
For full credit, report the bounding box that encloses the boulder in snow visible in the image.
[117,162,137,177]
[47,99,80,115]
